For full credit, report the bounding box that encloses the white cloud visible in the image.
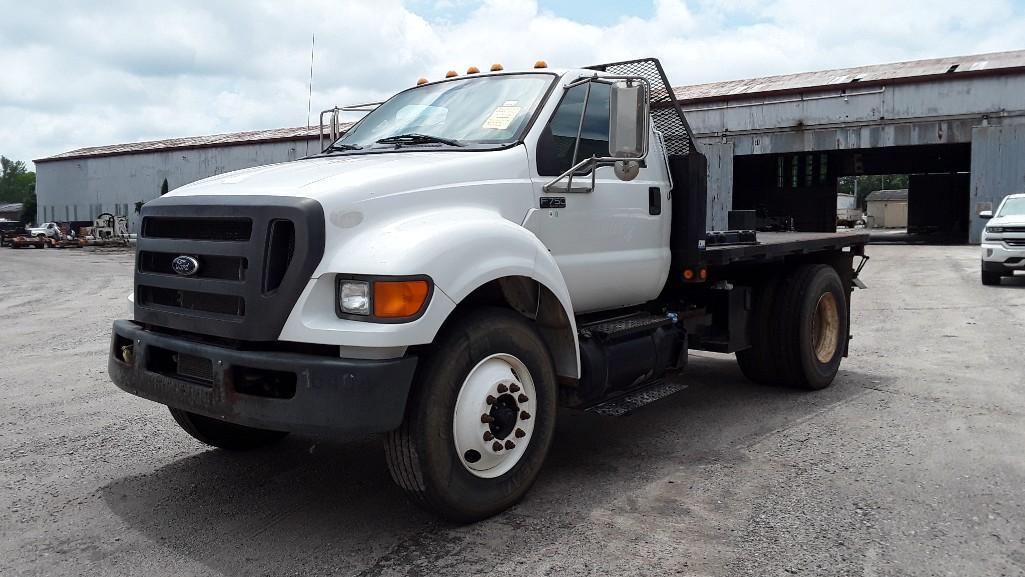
[1,0,1023,167]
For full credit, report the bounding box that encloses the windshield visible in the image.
[998,197,1025,217]
[333,74,553,150]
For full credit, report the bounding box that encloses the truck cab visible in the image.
[109,59,867,521]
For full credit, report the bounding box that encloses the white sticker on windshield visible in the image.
[482,106,521,130]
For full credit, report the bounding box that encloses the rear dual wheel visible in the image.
[737,264,847,390]
[385,308,557,523]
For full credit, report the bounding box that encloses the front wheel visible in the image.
[384,307,557,522]
[981,267,1002,286]
[168,408,289,450]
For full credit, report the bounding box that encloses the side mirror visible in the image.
[979,210,993,219]
[608,81,649,182]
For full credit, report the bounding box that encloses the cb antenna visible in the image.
[306,33,316,156]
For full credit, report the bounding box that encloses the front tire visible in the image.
[384,307,557,522]
[168,408,289,450]
[981,267,1002,286]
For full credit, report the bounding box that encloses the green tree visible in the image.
[0,156,36,203]
[20,192,36,224]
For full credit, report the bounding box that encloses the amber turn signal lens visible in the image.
[373,280,430,318]
[682,269,694,280]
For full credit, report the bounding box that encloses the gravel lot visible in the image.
[2,244,1024,577]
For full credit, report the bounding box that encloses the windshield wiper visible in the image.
[323,142,363,153]
[376,133,464,147]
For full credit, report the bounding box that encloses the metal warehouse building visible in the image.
[34,50,1025,242]
[33,127,320,232]
[678,49,1025,243]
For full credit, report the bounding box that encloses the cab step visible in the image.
[584,379,688,417]
[578,312,672,341]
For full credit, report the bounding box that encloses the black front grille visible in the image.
[1006,239,1025,246]
[139,285,245,317]
[1001,226,1025,233]
[134,196,325,340]
[263,219,295,293]
[139,251,247,281]
[143,217,253,241]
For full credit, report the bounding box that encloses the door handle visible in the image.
[649,187,661,215]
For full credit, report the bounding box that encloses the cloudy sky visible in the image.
[2,0,1024,168]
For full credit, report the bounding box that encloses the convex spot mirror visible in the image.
[979,210,994,219]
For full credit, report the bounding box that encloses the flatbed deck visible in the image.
[705,231,869,266]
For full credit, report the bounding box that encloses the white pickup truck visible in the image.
[109,58,868,521]
[28,222,60,239]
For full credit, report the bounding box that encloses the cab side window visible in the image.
[537,82,610,176]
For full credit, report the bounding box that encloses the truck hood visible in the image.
[167,147,530,204]
[987,214,1025,227]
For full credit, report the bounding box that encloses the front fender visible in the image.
[278,208,580,376]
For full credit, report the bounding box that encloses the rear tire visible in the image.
[981,267,1002,286]
[168,408,289,450]
[771,264,848,390]
[384,307,557,523]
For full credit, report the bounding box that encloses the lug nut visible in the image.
[486,395,496,405]
[509,383,520,393]
[497,383,508,393]
[515,428,526,438]
[481,414,495,423]
[492,441,503,452]
[483,431,494,441]
[504,440,515,450]
[518,394,528,403]
[520,411,531,420]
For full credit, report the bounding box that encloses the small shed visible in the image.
[865,189,909,229]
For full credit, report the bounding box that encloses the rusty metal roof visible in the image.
[672,49,1025,104]
[34,125,330,163]
[866,189,909,202]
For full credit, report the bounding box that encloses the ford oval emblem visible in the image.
[171,255,200,276]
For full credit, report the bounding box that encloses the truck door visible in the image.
[527,81,671,313]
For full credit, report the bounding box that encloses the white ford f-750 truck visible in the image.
[109,59,868,521]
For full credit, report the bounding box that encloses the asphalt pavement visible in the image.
[1,244,1023,576]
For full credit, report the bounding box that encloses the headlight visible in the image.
[336,276,432,321]
[338,280,370,315]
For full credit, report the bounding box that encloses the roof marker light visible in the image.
[534,60,547,69]
[416,78,428,85]
[445,70,458,78]
[490,63,504,71]
[466,66,480,74]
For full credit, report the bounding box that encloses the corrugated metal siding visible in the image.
[34,139,311,231]
[970,124,1025,242]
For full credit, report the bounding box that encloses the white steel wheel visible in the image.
[453,353,537,478]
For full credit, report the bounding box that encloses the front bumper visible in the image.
[981,242,1025,272]
[109,320,417,436]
